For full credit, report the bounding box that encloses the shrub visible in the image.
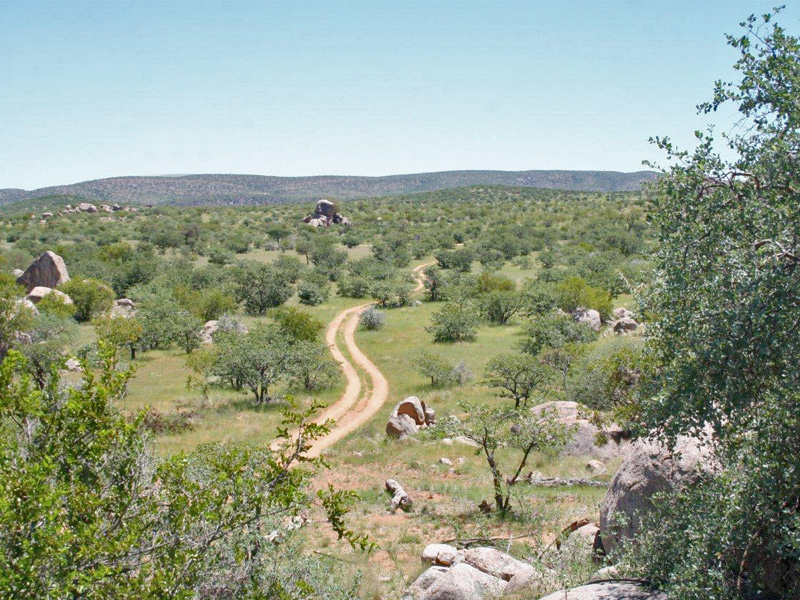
[359,306,385,331]
[426,303,479,343]
[414,351,474,387]
[297,274,330,306]
[59,278,114,322]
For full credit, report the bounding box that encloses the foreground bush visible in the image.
[0,347,366,599]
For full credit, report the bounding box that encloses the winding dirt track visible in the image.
[297,261,433,458]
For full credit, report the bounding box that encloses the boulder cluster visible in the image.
[571,306,639,335]
[406,542,666,600]
[386,396,435,438]
[301,199,349,228]
[60,203,128,215]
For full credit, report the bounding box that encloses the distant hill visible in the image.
[0,170,657,207]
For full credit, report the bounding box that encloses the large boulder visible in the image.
[418,562,506,600]
[531,401,630,458]
[536,582,667,600]
[386,414,419,438]
[599,435,716,556]
[396,396,427,425]
[315,199,336,219]
[462,547,535,582]
[613,317,638,334]
[573,307,601,332]
[387,396,435,438]
[17,251,70,292]
[406,566,449,600]
[26,286,73,305]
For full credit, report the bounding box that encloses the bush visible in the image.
[426,303,479,343]
[413,350,472,387]
[554,276,613,319]
[60,278,115,322]
[297,274,330,306]
[518,313,596,356]
[359,306,385,330]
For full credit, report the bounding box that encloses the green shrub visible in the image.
[60,278,114,322]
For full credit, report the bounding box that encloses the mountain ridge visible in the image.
[0,169,657,206]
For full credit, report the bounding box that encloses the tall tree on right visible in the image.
[628,10,800,597]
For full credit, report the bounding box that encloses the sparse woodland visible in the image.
[0,10,799,600]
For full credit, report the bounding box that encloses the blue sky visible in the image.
[1,0,797,189]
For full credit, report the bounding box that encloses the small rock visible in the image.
[64,358,83,373]
[586,460,607,475]
[454,435,481,448]
[421,543,461,567]
[439,458,453,466]
[441,438,454,446]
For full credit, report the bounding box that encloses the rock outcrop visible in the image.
[386,396,435,438]
[572,307,601,332]
[599,435,716,556]
[531,401,630,458]
[408,545,534,600]
[17,251,70,292]
[301,199,350,227]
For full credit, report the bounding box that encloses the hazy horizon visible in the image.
[2,0,798,190]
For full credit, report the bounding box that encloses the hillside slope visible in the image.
[0,170,657,206]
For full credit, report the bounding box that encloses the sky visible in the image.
[1,0,798,190]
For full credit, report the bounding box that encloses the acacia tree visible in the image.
[441,403,570,513]
[626,12,800,598]
[484,352,551,409]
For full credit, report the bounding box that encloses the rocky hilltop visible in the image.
[0,170,657,207]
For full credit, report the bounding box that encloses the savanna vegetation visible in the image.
[1,9,798,600]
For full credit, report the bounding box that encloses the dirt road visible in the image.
[292,261,433,458]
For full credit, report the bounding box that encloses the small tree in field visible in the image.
[94,315,143,360]
[442,403,570,513]
[484,352,551,409]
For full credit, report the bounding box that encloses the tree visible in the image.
[289,340,339,391]
[413,350,471,387]
[0,347,367,599]
[94,315,143,360]
[214,324,292,404]
[426,303,479,343]
[308,236,347,281]
[297,273,330,306]
[270,306,324,342]
[435,248,474,272]
[623,12,800,597]
[60,278,114,322]
[518,313,596,356]
[441,403,570,513]
[477,290,525,325]
[234,262,293,315]
[484,353,551,409]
